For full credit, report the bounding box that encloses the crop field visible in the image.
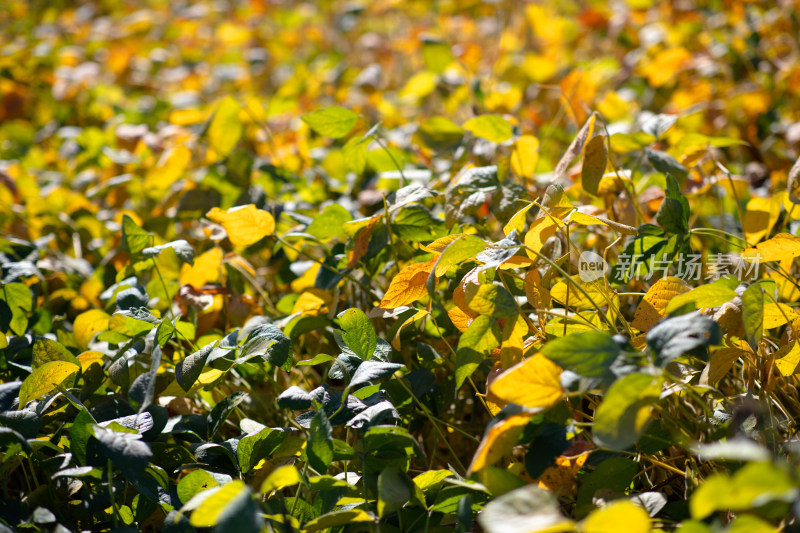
[2,1,800,532]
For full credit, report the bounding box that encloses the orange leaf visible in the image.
[348,214,382,268]
[379,257,436,309]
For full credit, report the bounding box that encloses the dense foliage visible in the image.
[3,0,800,531]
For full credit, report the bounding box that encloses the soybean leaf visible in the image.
[93,424,152,479]
[176,343,214,391]
[277,386,313,410]
[302,106,358,139]
[455,315,500,390]
[581,135,607,196]
[338,308,377,360]
[348,361,404,390]
[593,373,664,450]
[19,360,80,408]
[239,323,292,370]
[141,240,195,265]
[646,312,721,365]
[307,409,334,474]
[121,214,151,255]
[742,284,764,351]
[32,338,79,369]
[540,331,620,381]
[207,391,247,439]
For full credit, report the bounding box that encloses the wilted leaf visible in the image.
[581,135,607,196]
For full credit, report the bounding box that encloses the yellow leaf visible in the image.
[524,217,560,259]
[422,233,462,254]
[523,268,551,310]
[206,204,275,246]
[190,480,248,527]
[569,211,638,235]
[499,314,528,369]
[742,197,782,245]
[77,350,105,372]
[631,277,691,331]
[704,345,747,384]
[391,310,428,350]
[550,276,610,311]
[208,96,242,158]
[399,71,438,102]
[762,302,798,329]
[260,465,302,494]
[468,413,534,474]
[379,257,437,309]
[180,247,223,288]
[741,233,800,262]
[290,263,320,294]
[640,47,692,88]
[511,135,539,179]
[503,203,534,237]
[447,305,473,333]
[775,341,800,376]
[538,453,589,494]
[489,353,564,409]
[582,500,651,533]
[292,289,331,316]
[73,309,110,350]
[19,360,80,408]
[144,145,191,191]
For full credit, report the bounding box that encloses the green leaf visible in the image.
[141,240,195,265]
[581,135,607,196]
[646,312,721,365]
[207,391,247,439]
[665,276,739,314]
[277,386,313,410]
[297,354,336,366]
[178,469,219,504]
[455,315,500,390]
[463,115,514,144]
[208,96,242,158]
[646,148,688,180]
[237,427,287,473]
[156,319,176,347]
[19,360,80,408]
[239,323,292,370]
[417,116,464,151]
[575,457,638,517]
[302,106,359,139]
[93,424,152,479]
[175,343,214,391]
[338,308,377,360]
[656,174,689,234]
[32,338,79,369]
[343,136,368,174]
[121,214,151,255]
[540,331,620,381]
[378,466,412,517]
[306,204,353,240]
[428,234,488,296]
[348,361,404,390]
[465,284,517,318]
[307,409,334,474]
[593,373,664,450]
[0,282,32,336]
[742,284,764,351]
[69,408,96,465]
